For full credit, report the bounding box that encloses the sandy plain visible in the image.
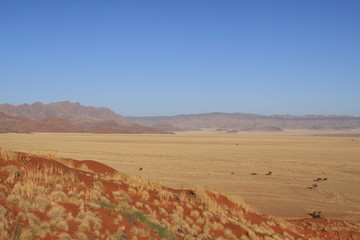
[0,129,359,222]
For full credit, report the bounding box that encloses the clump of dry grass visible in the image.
[1,165,20,184]
[93,180,103,189]
[0,206,10,239]
[19,228,32,240]
[108,171,130,183]
[62,172,77,182]
[58,232,72,240]
[25,163,65,185]
[0,147,20,161]
[128,186,137,195]
[84,182,105,202]
[193,187,224,216]
[75,231,88,240]
[223,228,237,240]
[8,180,46,202]
[190,210,200,218]
[158,189,174,202]
[113,214,123,225]
[48,203,66,219]
[35,222,51,238]
[179,191,189,202]
[76,209,102,231]
[135,201,143,208]
[222,192,254,213]
[79,163,91,172]
[141,179,162,191]
[113,189,131,203]
[159,207,168,216]
[140,189,150,201]
[56,219,69,231]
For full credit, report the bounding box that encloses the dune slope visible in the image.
[0,149,359,239]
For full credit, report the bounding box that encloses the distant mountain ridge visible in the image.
[0,112,169,134]
[0,102,169,134]
[1,101,360,132]
[0,101,131,126]
[129,112,360,130]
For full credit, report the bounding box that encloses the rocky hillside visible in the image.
[0,101,132,126]
[130,112,360,130]
[0,112,169,134]
[1,149,359,239]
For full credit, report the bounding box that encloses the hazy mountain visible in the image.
[0,101,170,133]
[2,101,360,132]
[0,101,132,126]
[129,112,360,130]
[0,112,78,133]
[0,112,169,134]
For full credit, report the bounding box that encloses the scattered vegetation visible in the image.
[0,148,20,161]
[313,177,328,182]
[308,211,322,219]
[307,183,318,190]
[0,148,359,240]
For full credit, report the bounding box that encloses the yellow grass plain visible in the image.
[1,130,359,222]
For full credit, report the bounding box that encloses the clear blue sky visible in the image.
[1,1,359,116]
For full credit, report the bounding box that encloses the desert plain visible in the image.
[0,129,359,222]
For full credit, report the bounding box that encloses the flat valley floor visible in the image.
[1,130,359,222]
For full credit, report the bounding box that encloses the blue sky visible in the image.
[1,1,359,116]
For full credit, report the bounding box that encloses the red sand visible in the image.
[0,151,359,239]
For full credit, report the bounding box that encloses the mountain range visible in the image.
[130,113,360,131]
[0,101,131,125]
[1,101,360,133]
[0,102,167,134]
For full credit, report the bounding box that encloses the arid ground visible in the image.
[1,130,359,222]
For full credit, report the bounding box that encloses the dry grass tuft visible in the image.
[48,204,66,219]
[0,147,20,161]
[140,189,150,201]
[158,189,174,202]
[76,231,88,240]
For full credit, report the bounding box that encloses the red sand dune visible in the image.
[0,150,359,239]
